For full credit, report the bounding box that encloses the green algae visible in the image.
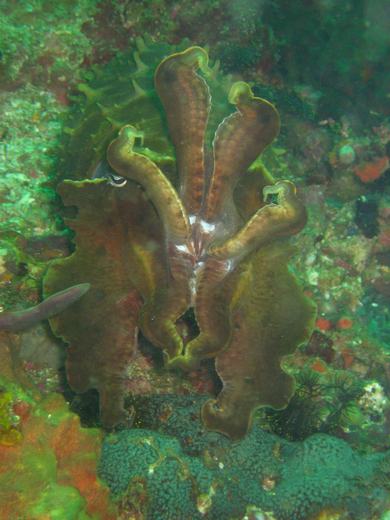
[30,483,90,520]
[0,0,99,84]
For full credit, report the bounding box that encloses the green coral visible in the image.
[99,395,390,520]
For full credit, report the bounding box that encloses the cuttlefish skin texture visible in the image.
[43,46,315,438]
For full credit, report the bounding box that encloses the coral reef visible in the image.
[0,375,116,519]
[1,3,389,519]
[43,46,315,438]
[0,0,99,96]
[99,394,390,520]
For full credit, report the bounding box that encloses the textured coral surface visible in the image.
[99,394,390,520]
[1,2,389,519]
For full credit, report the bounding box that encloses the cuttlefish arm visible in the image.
[155,46,211,216]
[203,82,280,225]
[107,125,194,360]
[169,181,306,371]
[208,180,307,262]
[0,283,90,332]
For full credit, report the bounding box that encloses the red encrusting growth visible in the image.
[354,156,388,183]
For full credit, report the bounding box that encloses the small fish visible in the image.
[0,283,90,332]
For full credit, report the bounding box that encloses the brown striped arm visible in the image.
[209,181,306,263]
[203,82,280,226]
[155,47,210,216]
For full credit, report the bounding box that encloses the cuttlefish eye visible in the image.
[107,173,127,188]
[92,160,127,188]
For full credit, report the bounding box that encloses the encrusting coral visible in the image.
[98,394,390,520]
[5,44,315,439]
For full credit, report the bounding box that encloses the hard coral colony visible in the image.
[7,47,316,439]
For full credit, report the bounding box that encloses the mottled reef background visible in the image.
[0,1,389,519]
